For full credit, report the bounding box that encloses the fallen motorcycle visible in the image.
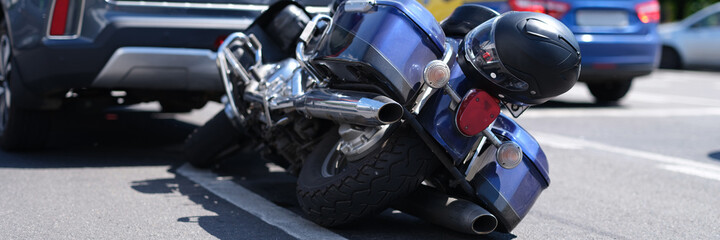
[185,0,580,234]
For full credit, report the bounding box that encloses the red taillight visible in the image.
[50,0,70,35]
[455,89,501,137]
[545,0,570,19]
[509,0,546,13]
[508,0,570,19]
[214,35,228,50]
[636,0,660,24]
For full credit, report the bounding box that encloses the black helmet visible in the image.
[458,11,581,106]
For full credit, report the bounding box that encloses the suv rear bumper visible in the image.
[11,14,253,95]
[7,0,326,95]
[576,33,661,82]
[92,47,222,91]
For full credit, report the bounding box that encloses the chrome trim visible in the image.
[466,144,495,182]
[295,89,403,126]
[223,102,244,129]
[443,84,462,111]
[105,0,330,13]
[217,32,262,86]
[410,85,434,115]
[462,135,486,167]
[344,0,376,12]
[46,0,86,40]
[412,41,456,114]
[296,14,333,82]
[482,126,503,147]
[337,124,389,161]
[216,33,253,126]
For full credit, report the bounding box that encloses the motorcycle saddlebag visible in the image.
[468,115,551,233]
[310,0,446,103]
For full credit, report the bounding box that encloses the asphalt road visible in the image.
[0,69,718,239]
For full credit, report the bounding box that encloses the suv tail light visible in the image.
[508,0,570,19]
[636,0,660,24]
[50,0,70,35]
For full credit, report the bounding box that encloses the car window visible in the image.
[691,12,720,29]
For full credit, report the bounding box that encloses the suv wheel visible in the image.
[0,21,51,151]
[660,47,682,69]
[587,79,633,103]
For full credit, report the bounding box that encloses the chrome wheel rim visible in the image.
[320,142,348,178]
[0,33,11,133]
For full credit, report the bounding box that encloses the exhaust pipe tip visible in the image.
[377,102,403,124]
[471,214,498,235]
[394,186,499,235]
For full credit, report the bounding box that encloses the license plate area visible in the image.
[576,10,629,27]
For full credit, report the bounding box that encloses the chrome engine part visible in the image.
[216,32,403,173]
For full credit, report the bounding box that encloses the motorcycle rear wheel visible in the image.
[296,124,437,226]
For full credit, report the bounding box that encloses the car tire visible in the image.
[184,111,244,168]
[159,93,209,113]
[587,79,633,103]
[0,20,51,151]
[660,46,682,69]
[296,124,437,227]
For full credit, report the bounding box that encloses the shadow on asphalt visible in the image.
[0,106,518,239]
[131,171,295,239]
[0,108,194,169]
[198,152,518,240]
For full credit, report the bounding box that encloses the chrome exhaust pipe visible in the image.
[394,186,498,235]
[294,89,404,126]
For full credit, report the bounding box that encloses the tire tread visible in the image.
[297,125,436,226]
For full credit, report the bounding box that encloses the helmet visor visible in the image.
[463,19,529,92]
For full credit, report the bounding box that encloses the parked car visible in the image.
[659,2,720,70]
[0,0,331,151]
[422,0,662,103]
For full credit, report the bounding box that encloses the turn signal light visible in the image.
[496,142,523,169]
[423,60,451,89]
[455,89,501,136]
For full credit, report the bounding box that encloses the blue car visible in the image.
[456,0,661,102]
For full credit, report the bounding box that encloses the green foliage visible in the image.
[661,0,720,22]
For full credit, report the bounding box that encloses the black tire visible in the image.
[659,46,682,69]
[160,100,195,113]
[587,79,633,103]
[296,124,438,226]
[160,93,209,113]
[184,111,243,168]
[0,20,51,151]
[0,95,51,151]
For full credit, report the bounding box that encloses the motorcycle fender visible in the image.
[417,66,550,232]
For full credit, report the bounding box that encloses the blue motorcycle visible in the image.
[185,0,580,235]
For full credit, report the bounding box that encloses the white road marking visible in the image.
[521,107,720,118]
[176,164,347,240]
[658,164,720,182]
[535,132,720,182]
[629,92,720,107]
